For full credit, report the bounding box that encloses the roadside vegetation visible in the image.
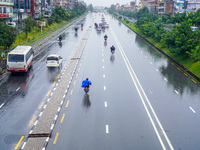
[0,4,87,55]
[109,7,200,77]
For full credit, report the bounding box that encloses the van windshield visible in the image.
[8,54,24,62]
[47,57,58,61]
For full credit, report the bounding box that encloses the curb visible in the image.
[117,17,200,84]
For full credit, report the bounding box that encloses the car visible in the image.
[46,54,62,68]
[6,22,16,28]
[191,26,199,31]
[105,23,109,28]
[101,17,105,22]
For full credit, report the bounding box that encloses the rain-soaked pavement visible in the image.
[1,13,200,150]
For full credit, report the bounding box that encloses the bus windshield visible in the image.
[9,54,24,62]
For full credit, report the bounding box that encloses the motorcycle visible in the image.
[84,86,89,94]
[111,50,115,55]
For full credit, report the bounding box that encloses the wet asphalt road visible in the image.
[1,13,200,150]
[0,14,91,150]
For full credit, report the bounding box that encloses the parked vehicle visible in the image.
[43,11,50,18]
[6,22,16,28]
[46,54,62,68]
[7,46,33,72]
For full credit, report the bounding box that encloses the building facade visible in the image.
[0,0,14,23]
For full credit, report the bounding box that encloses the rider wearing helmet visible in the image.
[104,34,108,41]
[58,35,62,41]
[110,45,115,52]
[82,78,92,88]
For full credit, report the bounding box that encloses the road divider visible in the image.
[21,23,92,150]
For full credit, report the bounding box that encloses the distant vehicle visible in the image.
[6,22,16,28]
[105,23,109,28]
[191,26,199,31]
[46,54,62,68]
[7,46,34,72]
[43,12,50,18]
[97,27,101,32]
[101,17,105,22]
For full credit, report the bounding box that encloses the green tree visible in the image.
[87,4,93,11]
[110,4,116,12]
[0,23,17,49]
[23,15,36,38]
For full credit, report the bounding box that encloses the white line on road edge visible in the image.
[111,28,174,150]
[106,125,109,133]
[104,86,106,91]
[16,87,20,91]
[0,103,4,109]
[189,107,196,113]
[174,90,179,95]
[105,101,107,107]
[164,78,168,82]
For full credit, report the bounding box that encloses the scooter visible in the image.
[84,86,89,94]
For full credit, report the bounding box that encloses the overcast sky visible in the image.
[83,0,132,7]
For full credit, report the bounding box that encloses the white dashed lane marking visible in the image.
[16,87,20,91]
[105,101,107,107]
[189,107,196,113]
[106,125,109,134]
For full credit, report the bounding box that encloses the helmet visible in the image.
[86,78,89,80]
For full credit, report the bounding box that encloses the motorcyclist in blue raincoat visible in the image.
[82,78,92,88]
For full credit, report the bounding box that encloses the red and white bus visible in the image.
[7,46,34,72]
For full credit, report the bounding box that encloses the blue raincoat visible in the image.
[82,80,92,87]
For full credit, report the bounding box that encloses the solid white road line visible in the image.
[189,107,196,113]
[111,28,174,150]
[0,103,4,109]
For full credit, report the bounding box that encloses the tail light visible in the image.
[24,65,26,69]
